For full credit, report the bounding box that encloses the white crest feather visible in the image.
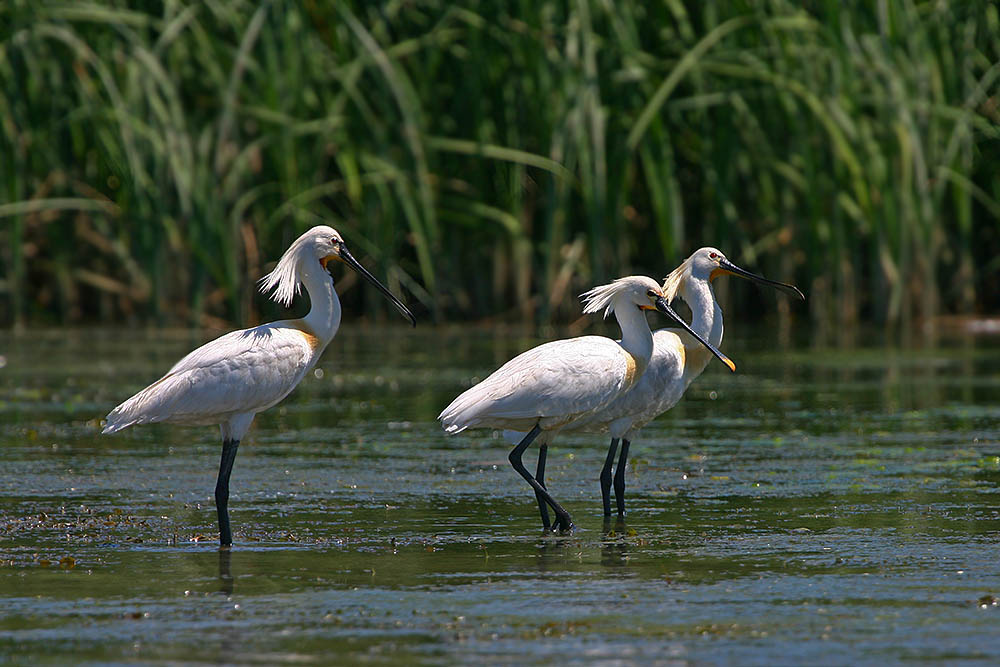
[580,277,639,319]
[662,255,694,303]
[258,232,312,307]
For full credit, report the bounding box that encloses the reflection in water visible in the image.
[218,549,234,595]
[529,520,635,571]
[602,516,628,534]
[534,537,573,573]
[4,327,1000,664]
[601,517,631,567]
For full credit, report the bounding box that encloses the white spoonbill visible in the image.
[438,275,734,531]
[568,248,804,518]
[102,225,416,547]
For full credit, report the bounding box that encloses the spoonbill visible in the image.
[438,275,734,531]
[568,247,804,518]
[102,225,415,547]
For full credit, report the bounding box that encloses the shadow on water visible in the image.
[2,326,1000,663]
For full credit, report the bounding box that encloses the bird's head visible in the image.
[259,225,416,326]
[308,225,347,270]
[580,275,736,372]
[580,276,669,319]
[664,247,805,301]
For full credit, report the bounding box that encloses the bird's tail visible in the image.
[101,413,133,434]
[102,400,139,434]
[438,412,470,435]
[101,380,167,434]
[437,391,481,435]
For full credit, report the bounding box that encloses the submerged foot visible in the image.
[550,514,574,532]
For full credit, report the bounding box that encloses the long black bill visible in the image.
[654,297,736,373]
[338,245,417,327]
[718,258,805,300]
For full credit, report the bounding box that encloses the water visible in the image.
[2,325,1000,664]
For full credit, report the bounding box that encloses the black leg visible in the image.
[600,438,620,517]
[215,438,240,547]
[534,443,551,529]
[508,425,573,531]
[613,439,631,516]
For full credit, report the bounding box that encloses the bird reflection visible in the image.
[600,517,631,567]
[534,535,574,572]
[218,549,234,595]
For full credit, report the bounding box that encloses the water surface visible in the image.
[2,325,1000,664]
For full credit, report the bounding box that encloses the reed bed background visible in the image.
[2,0,998,333]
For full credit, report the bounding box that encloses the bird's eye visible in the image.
[646,289,657,298]
[709,252,718,260]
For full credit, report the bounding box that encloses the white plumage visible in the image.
[439,277,663,436]
[103,225,415,547]
[439,275,729,532]
[439,336,644,435]
[564,329,693,439]
[562,247,804,517]
[103,324,317,434]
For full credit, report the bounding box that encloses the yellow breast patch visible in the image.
[622,351,639,391]
[289,319,322,352]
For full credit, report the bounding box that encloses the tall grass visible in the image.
[1,1,998,331]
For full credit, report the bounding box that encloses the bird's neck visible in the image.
[679,277,724,374]
[300,259,341,343]
[683,278,724,346]
[614,301,654,372]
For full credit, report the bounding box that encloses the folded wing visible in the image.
[438,336,633,434]
[103,324,314,432]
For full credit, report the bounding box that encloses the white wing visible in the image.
[439,336,633,433]
[103,322,316,432]
[562,328,688,436]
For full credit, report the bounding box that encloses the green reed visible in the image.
[1,1,997,330]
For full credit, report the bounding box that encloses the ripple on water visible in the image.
[2,327,1000,663]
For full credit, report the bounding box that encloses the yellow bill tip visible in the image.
[723,357,736,373]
